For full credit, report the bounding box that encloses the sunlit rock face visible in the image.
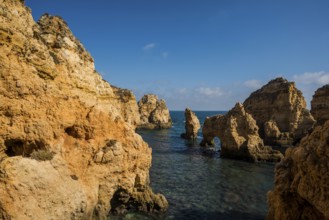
[243,77,315,146]
[181,108,200,140]
[267,120,329,220]
[200,103,283,162]
[0,0,167,219]
[137,94,172,129]
[311,84,329,126]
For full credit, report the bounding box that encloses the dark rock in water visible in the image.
[180,108,200,140]
[243,77,315,146]
[267,120,329,220]
[200,103,283,162]
[137,94,172,129]
[311,84,329,126]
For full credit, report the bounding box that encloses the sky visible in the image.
[25,0,329,110]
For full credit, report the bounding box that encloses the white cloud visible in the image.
[143,42,156,50]
[293,71,329,85]
[195,87,224,97]
[162,52,169,59]
[243,79,262,90]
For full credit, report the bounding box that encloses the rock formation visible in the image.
[180,108,200,140]
[243,77,315,146]
[311,84,329,126]
[0,1,167,219]
[267,120,329,219]
[200,103,283,162]
[137,94,172,129]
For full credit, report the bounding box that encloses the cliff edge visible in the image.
[0,0,167,219]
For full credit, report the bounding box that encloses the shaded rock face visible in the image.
[311,84,329,126]
[137,94,172,129]
[181,108,200,140]
[243,77,315,146]
[0,1,167,219]
[200,103,283,162]
[267,120,329,220]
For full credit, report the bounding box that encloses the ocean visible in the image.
[111,111,275,220]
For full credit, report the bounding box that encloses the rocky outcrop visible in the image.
[311,84,329,126]
[180,108,200,140]
[137,94,172,129]
[200,103,283,162]
[243,77,315,146]
[0,1,167,219]
[267,120,329,219]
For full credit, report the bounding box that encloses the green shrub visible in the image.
[30,150,55,161]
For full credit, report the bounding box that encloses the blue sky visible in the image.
[25,0,329,110]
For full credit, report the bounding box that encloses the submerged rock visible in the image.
[200,103,283,162]
[0,1,167,219]
[181,108,200,140]
[267,120,329,219]
[311,84,329,126]
[243,77,315,146]
[137,94,172,129]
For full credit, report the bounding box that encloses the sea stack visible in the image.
[181,108,200,140]
[200,103,283,162]
[311,84,329,126]
[137,94,172,129]
[243,77,315,146]
[0,1,167,219]
[267,120,329,219]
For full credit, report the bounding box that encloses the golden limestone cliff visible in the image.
[137,94,172,129]
[267,120,329,220]
[243,77,315,146]
[311,84,329,126]
[200,103,283,162]
[180,108,200,140]
[0,0,167,219]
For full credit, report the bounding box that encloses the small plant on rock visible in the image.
[30,150,55,161]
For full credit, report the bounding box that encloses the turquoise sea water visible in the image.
[111,111,275,220]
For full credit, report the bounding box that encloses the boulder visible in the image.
[200,103,283,162]
[267,120,329,219]
[311,84,329,126]
[243,77,315,146]
[0,1,167,219]
[137,94,172,129]
[181,108,200,140]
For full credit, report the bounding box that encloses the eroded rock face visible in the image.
[243,77,315,146]
[267,120,329,220]
[0,1,167,219]
[200,103,283,162]
[137,94,172,129]
[181,108,200,140]
[311,84,329,126]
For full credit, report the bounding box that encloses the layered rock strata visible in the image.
[137,94,172,129]
[243,77,315,146]
[200,103,283,162]
[0,1,167,219]
[267,120,329,219]
[311,84,329,126]
[180,108,200,140]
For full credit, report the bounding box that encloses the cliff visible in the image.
[0,1,167,219]
[181,108,200,140]
[267,120,329,219]
[311,84,329,126]
[200,103,283,162]
[243,77,315,146]
[137,94,172,129]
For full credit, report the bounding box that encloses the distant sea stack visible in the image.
[311,84,329,126]
[0,1,167,219]
[137,94,172,129]
[267,120,329,219]
[243,77,315,146]
[180,108,200,140]
[200,103,283,162]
